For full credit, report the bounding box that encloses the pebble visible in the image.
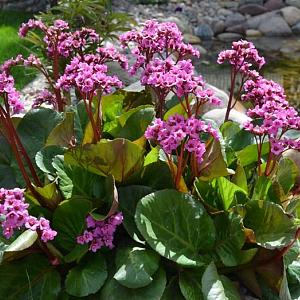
[194,24,214,40]
[246,29,263,37]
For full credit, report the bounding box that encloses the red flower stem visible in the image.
[184,95,192,117]
[224,68,237,122]
[175,143,185,189]
[0,98,42,187]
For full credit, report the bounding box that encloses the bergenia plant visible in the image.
[0,19,299,300]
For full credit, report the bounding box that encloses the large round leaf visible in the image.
[135,189,216,266]
[0,254,61,300]
[242,200,296,249]
[52,198,92,251]
[114,246,160,288]
[179,269,204,300]
[100,267,166,300]
[65,252,107,297]
[65,138,144,182]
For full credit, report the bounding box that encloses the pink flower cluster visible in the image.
[0,72,24,114]
[57,48,127,96]
[19,19,99,58]
[145,114,218,163]
[217,40,265,78]
[242,77,300,156]
[120,19,199,75]
[77,213,123,252]
[142,57,221,105]
[0,188,57,242]
[32,89,57,109]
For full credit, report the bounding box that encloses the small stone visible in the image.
[264,0,284,11]
[239,0,263,5]
[259,15,292,36]
[246,11,278,29]
[183,33,201,44]
[224,12,246,28]
[246,29,263,37]
[281,6,300,26]
[217,32,243,42]
[194,24,214,40]
[286,0,300,9]
[292,21,300,34]
[217,8,233,17]
[164,16,192,34]
[221,1,239,9]
[212,20,226,34]
[226,24,246,34]
[238,4,267,15]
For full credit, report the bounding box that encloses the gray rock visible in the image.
[239,0,263,6]
[264,0,284,11]
[217,8,233,17]
[194,24,214,40]
[238,4,268,16]
[226,24,246,34]
[224,13,246,28]
[194,45,208,55]
[251,37,284,51]
[221,1,239,9]
[246,29,263,37]
[183,34,201,44]
[286,0,300,9]
[212,20,226,34]
[246,11,278,29]
[164,16,192,34]
[292,21,300,33]
[281,6,300,26]
[217,32,243,42]
[259,15,292,36]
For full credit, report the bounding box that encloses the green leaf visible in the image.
[236,142,269,167]
[198,139,229,181]
[232,163,248,193]
[65,252,107,297]
[252,176,272,200]
[201,262,240,300]
[64,244,89,263]
[0,254,61,300]
[118,185,153,243]
[1,230,38,263]
[277,158,298,194]
[17,108,63,163]
[287,261,300,284]
[242,200,296,249]
[46,112,75,147]
[100,267,166,300]
[52,199,92,251]
[114,246,160,288]
[214,213,247,267]
[65,138,144,182]
[35,145,65,176]
[135,189,216,266]
[162,277,186,300]
[115,105,155,141]
[216,177,247,210]
[179,269,204,300]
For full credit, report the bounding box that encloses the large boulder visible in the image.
[238,4,267,16]
[286,0,300,9]
[258,15,292,36]
[281,6,300,26]
[194,24,214,40]
[224,13,246,28]
[246,11,278,29]
[264,0,284,11]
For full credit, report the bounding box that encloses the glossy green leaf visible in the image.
[100,267,166,300]
[216,177,247,210]
[201,262,240,300]
[46,112,75,147]
[135,189,215,266]
[277,158,298,194]
[65,252,107,297]
[162,277,185,300]
[232,163,248,193]
[52,199,92,251]
[236,142,269,167]
[114,246,160,288]
[179,269,204,300]
[65,138,144,182]
[242,200,296,249]
[0,254,61,300]
[214,213,246,267]
[118,185,153,243]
